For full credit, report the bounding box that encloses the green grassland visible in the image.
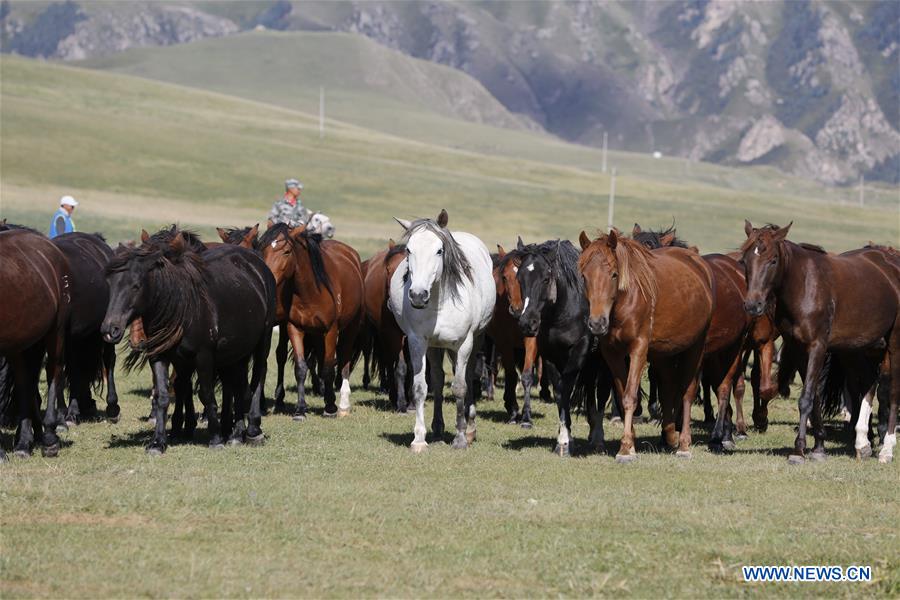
[1,51,899,598]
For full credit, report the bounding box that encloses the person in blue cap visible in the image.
[49,195,78,238]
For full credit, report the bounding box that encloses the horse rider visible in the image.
[268,178,308,227]
[49,195,78,238]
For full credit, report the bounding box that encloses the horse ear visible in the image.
[170,232,186,252]
[774,221,792,241]
[497,244,506,259]
[388,238,396,249]
[437,209,449,228]
[632,223,642,235]
[216,227,228,242]
[140,229,150,243]
[744,220,753,238]
[0,218,6,226]
[516,236,525,251]
[607,229,619,249]
[659,231,676,247]
[266,219,274,230]
[394,217,412,231]
[242,224,259,248]
[579,231,591,250]
[249,223,259,238]
[290,224,307,238]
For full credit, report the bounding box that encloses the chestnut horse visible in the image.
[0,228,69,459]
[260,223,364,420]
[579,230,714,461]
[742,222,899,463]
[490,246,542,427]
[362,241,412,412]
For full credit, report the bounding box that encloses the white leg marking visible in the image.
[854,393,873,450]
[879,433,896,462]
[338,379,351,412]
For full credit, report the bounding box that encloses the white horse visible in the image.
[388,209,495,452]
[305,212,335,239]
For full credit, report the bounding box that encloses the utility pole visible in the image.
[608,167,616,230]
[601,131,608,173]
[319,86,325,139]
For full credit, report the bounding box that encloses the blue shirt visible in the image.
[49,208,75,238]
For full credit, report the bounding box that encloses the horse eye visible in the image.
[436,248,443,256]
[612,272,618,279]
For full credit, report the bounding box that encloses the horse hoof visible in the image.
[675,450,692,460]
[878,454,893,464]
[452,437,469,450]
[107,415,120,424]
[146,446,165,456]
[147,418,157,428]
[721,440,736,452]
[56,423,69,433]
[856,445,872,460]
[246,433,265,446]
[209,442,225,451]
[615,453,637,464]
[465,430,476,444]
[708,443,724,455]
[735,433,748,441]
[41,444,60,458]
[591,444,607,455]
[337,409,350,418]
[410,441,428,454]
[292,414,307,422]
[14,448,32,459]
[609,417,623,426]
[322,411,337,419]
[787,454,805,465]
[520,421,533,430]
[554,443,570,457]
[810,451,827,462]
[228,437,243,447]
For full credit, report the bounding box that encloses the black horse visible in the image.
[102,228,276,454]
[502,238,608,455]
[51,232,120,425]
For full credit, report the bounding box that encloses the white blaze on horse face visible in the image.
[522,297,530,313]
[526,263,534,272]
[754,245,761,256]
[406,229,443,298]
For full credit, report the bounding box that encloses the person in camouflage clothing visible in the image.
[268,178,309,227]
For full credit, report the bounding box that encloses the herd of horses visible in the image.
[0,211,897,465]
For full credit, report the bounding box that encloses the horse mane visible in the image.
[398,218,473,303]
[499,239,583,291]
[107,229,212,360]
[0,222,40,234]
[148,224,206,253]
[385,242,407,262]
[259,223,333,294]
[740,224,825,254]
[580,235,658,305]
[797,242,826,254]
[632,224,689,249]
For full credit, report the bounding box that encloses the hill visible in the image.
[1,55,897,257]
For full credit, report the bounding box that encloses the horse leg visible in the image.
[41,328,64,457]
[428,347,445,441]
[501,349,519,424]
[408,337,429,453]
[584,362,605,454]
[196,360,223,450]
[11,354,36,457]
[648,365,662,421]
[394,344,408,413]
[451,334,477,449]
[169,370,193,441]
[753,341,777,432]
[878,333,898,463]
[273,324,289,413]
[520,337,538,428]
[103,342,120,423]
[321,327,339,417]
[245,326,271,445]
[733,351,749,440]
[286,324,309,421]
[791,341,827,464]
[336,316,361,418]
[676,341,706,459]
[702,379,715,425]
[147,360,172,454]
[854,378,877,460]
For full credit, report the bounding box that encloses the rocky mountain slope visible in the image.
[2,0,897,184]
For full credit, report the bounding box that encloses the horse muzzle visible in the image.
[101,322,124,344]
[743,300,765,318]
[518,316,540,337]
[587,317,609,336]
[408,289,430,309]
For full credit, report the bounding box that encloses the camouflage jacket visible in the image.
[268,195,309,228]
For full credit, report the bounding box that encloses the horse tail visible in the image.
[817,352,847,420]
[65,333,106,395]
[0,357,13,428]
[776,342,801,398]
[122,345,149,373]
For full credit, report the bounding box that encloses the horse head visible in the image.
[307,213,336,239]
[740,221,791,317]
[259,223,305,287]
[510,238,560,337]
[579,230,622,336]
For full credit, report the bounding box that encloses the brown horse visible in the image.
[491,245,541,427]
[260,223,364,419]
[742,222,899,463]
[0,229,70,459]
[362,241,412,412]
[579,229,714,461]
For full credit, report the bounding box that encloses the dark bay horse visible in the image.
[51,232,120,425]
[742,222,899,463]
[260,223,364,420]
[491,246,544,427]
[579,230,714,461]
[102,229,275,453]
[362,241,412,412]
[0,229,69,459]
[505,238,605,455]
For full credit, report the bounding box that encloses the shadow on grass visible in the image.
[0,430,74,453]
[379,429,460,447]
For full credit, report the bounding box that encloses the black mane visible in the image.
[0,222,41,234]
[498,239,583,291]
[221,226,259,249]
[632,224,689,250]
[147,224,206,252]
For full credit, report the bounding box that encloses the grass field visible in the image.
[1,50,899,598]
[1,351,898,598]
